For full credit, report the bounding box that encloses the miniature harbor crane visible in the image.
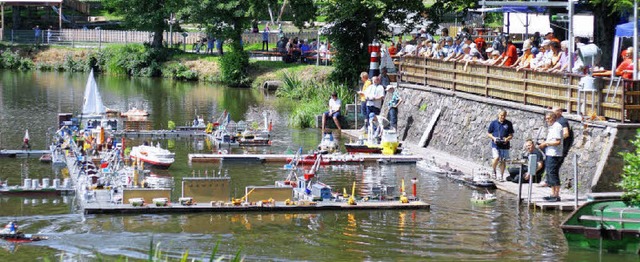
[348,181,356,205]
[232,188,256,206]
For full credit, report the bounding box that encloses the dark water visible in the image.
[0,71,636,261]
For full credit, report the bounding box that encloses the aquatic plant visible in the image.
[277,72,353,128]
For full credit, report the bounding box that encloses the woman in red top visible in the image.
[499,39,518,67]
[388,42,397,56]
[616,47,634,79]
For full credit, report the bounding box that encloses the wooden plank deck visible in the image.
[84,198,430,214]
[0,149,50,158]
[188,153,422,163]
[111,130,207,138]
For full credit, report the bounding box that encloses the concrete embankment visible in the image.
[394,83,640,194]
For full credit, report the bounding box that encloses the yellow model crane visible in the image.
[232,188,256,206]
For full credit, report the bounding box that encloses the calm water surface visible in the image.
[0,71,636,261]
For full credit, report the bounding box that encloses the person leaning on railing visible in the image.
[498,38,518,67]
[548,40,570,73]
[514,40,534,71]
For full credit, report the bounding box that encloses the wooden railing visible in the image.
[2,29,318,47]
[398,56,640,123]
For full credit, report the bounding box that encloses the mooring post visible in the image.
[527,154,537,206]
[574,153,579,208]
[517,164,522,204]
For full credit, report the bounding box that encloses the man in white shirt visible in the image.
[322,92,342,133]
[538,112,563,202]
[363,76,385,118]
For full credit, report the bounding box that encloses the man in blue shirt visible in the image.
[487,109,514,180]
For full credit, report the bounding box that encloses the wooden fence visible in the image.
[1,28,318,49]
[398,56,640,123]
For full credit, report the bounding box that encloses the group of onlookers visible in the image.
[276,35,329,63]
[391,27,600,74]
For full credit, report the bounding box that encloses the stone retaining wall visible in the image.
[395,84,640,194]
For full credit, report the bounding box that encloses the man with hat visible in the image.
[386,85,403,130]
[321,92,342,134]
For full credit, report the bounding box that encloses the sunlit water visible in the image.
[0,71,636,261]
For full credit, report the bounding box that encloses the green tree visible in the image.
[318,0,427,86]
[102,0,183,48]
[620,130,640,207]
[182,0,257,86]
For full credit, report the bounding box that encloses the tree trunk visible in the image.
[152,28,164,48]
[277,0,288,23]
[592,3,617,70]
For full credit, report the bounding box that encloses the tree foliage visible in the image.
[318,0,426,86]
[620,130,640,207]
[181,0,258,86]
[102,0,183,48]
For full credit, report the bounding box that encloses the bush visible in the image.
[620,129,640,207]
[219,49,250,87]
[161,63,199,81]
[0,49,22,69]
[18,57,34,71]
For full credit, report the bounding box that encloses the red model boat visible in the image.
[0,233,48,243]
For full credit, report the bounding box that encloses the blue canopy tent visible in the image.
[615,20,638,37]
[609,21,639,81]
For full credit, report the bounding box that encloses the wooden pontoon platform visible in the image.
[112,130,207,138]
[188,153,423,163]
[0,149,50,158]
[84,200,430,214]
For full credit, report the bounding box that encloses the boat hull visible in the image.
[239,139,271,146]
[0,233,48,243]
[345,144,403,154]
[561,200,640,254]
[130,156,172,169]
[0,188,73,196]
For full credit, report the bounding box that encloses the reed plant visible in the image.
[276,72,353,128]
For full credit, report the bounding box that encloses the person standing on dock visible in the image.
[538,112,563,202]
[358,72,372,131]
[553,107,573,165]
[386,85,402,130]
[487,109,514,180]
[363,76,385,121]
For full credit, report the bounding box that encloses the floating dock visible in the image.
[188,153,423,163]
[111,130,207,138]
[84,200,430,214]
[0,149,50,158]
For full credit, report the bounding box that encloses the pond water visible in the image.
[0,71,636,261]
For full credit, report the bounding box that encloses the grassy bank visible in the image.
[0,43,333,85]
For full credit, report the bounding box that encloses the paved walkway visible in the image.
[342,129,586,211]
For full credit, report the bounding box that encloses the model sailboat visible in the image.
[81,69,106,118]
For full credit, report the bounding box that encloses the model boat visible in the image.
[129,144,175,169]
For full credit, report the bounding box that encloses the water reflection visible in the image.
[2,71,640,261]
